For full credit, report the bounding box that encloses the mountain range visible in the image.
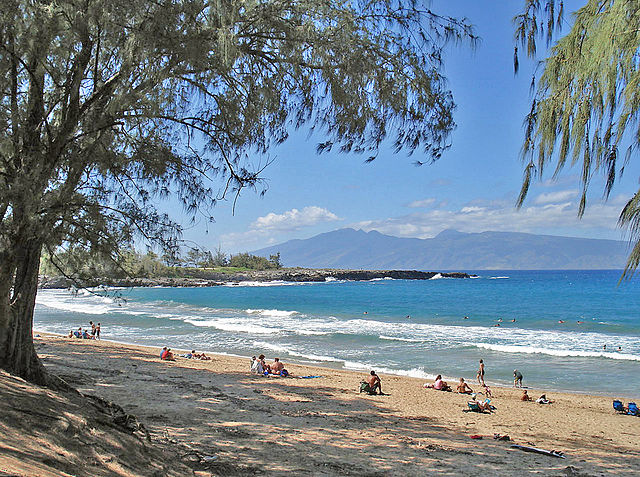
[252,228,630,270]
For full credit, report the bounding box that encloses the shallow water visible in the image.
[34,270,640,397]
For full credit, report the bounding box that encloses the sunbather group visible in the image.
[181,350,211,360]
[520,390,553,404]
[251,354,289,376]
[158,347,210,361]
[68,321,100,340]
[424,375,475,394]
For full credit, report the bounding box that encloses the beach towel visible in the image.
[360,382,371,393]
[298,375,323,379]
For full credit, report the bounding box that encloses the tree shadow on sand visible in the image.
[35,339,640,477]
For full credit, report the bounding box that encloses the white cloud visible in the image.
[351,196,628,240]
[534,189,578,205]
[407,198,437,208]
[219,206,342,252]
[251,206,340,232]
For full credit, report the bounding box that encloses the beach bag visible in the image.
[360,382,371,393]
[281,369,289,377]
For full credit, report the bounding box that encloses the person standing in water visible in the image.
[477,359,485,386]
[513,369,523,387]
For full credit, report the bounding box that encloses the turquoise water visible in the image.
[34,270,640,397]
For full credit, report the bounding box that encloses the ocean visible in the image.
[34,270,640,397]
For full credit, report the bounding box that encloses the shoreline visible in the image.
[35,331,635,401]
[21,333,640,476]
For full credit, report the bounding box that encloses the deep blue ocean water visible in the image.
[34,270,640,397]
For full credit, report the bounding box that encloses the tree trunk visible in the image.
[0,238,50,386]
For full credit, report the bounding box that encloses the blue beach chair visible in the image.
[628,402,639,416]
[613,400,626,413]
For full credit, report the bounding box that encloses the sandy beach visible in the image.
[2,334,639,476]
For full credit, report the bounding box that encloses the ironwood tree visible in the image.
[514,0,640,277]
[0,0,475,386]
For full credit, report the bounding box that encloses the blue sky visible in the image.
[177,1,639,254]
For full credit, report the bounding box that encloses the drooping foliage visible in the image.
[513,0,640,277]
[0,0,475,384]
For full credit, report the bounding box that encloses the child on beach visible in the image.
[521,390,531,401]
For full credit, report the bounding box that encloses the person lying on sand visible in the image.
[197,352,211,361]
[521,390,531,401]
[536,394,552,404]
[456,377,473,394]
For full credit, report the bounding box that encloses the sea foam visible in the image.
[472,343,640,361]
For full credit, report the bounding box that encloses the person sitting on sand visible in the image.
[160,347,175,361]
[521,390,531,401]
[469,394,493,412]
[536,394,552,404]
[259,354,270,373]
[82,328,92,339]
[368,370,383,395]
[425,375,451,391]
[250,356,264,374]
[252,354,268,374]
[73,327,82,339]
[513,369,523,388]
[68,330,73,338]
[456,377,473,394]
[270,357,284,375]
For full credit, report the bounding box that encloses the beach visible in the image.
[3,333,638,476]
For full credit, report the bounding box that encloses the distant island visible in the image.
[252,228,630,270]
[38,268,473,289]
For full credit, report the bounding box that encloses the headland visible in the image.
[38,268,474,288]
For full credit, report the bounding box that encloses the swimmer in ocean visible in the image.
[510,319,516,322]
[558,320,565,323]
[464,316,469,320]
